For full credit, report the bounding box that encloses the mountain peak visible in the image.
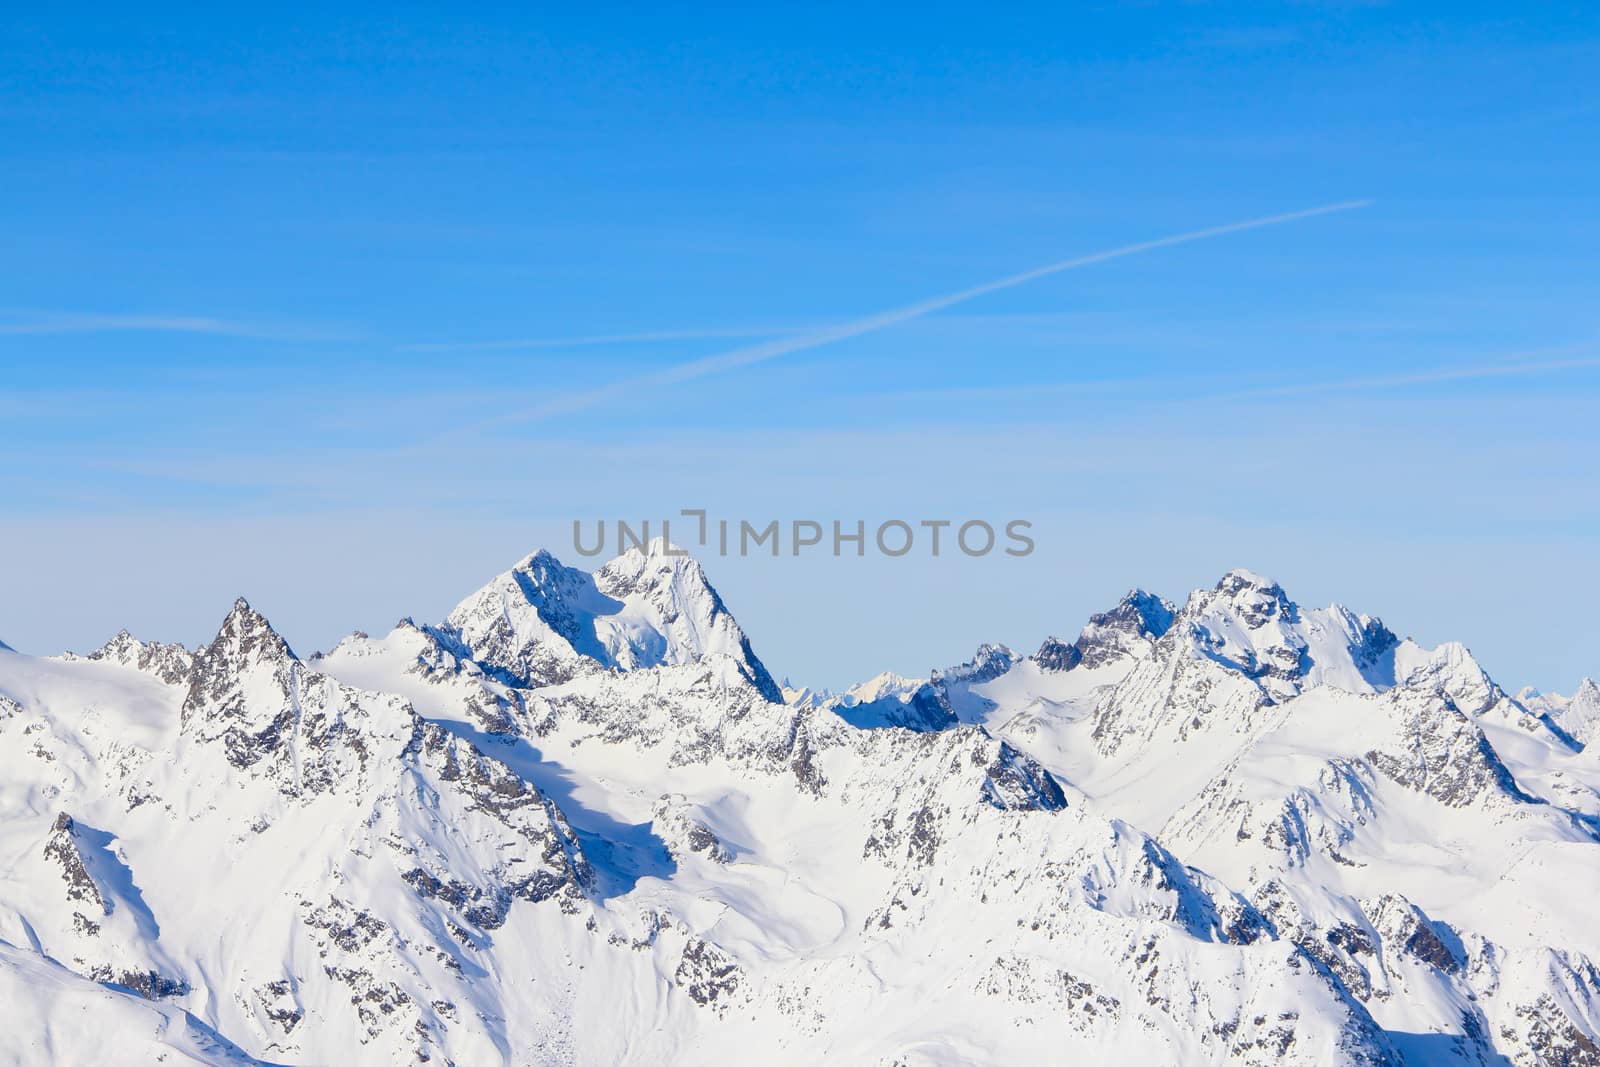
[2,555,1597,1065]
[1216,567,1283,595]
[444,545,782,700]
[1189,568,1296,635]
[1111,588,1178,634]
[1032,634,1081,672]
[607,534,688,562]
[1066,588,1176,671]
[595,539,710,595]
[91,628,140,658]
[509,546,564,571]
[936,643,1018,687]
[86,628,195,686]
[1561,676,1600,747]
[206,597,296,667]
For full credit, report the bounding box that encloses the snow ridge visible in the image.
[0,554,1594,1065]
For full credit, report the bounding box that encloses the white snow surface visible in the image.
[0,549,1596,1066]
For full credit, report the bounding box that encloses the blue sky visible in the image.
[3,6,1598,691]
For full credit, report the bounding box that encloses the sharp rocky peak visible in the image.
[1033,588,1177,673]
[936,643,1017,687]
[1077,588,1177,668]
[1556,676,1600,747]
[1193,567,1296,629]
[1392,640,1507,715]
[443,542,783,702]
[1031,634,1079,672]
[1090,571,1409,758]
[1170,569,1403,697]
[91,628,141,657]
[180,599,298,723]
[203,598,297,669]
[85,628,195,686]
[1214,566,1286,597]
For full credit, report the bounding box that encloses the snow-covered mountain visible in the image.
[1,548,1596,1065]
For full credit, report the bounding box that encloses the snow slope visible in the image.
[0,549,1595,1065]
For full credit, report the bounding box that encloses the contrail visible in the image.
[0,313,267,337]
[1221,348,1600,399]
[476,199,1373,427]
[399,325,800,354]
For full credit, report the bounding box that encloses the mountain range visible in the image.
[0,543,1596,1065]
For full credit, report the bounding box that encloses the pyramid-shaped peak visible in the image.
[510,546,570,571]
[443,543,779,700]
[1562,677,1600,747]
[205,596,296,665]
[1060,589,1177,672]
[92,629,141,657]
[1100,589,1177,635]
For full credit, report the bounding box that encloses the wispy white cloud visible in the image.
[398,326,805,354]
[861,341,1600,407]
[0,312,343,340]
[465,199,1373,429]
[1219,345,1600,400]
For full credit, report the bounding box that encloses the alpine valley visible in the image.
[1,544,1597,1066]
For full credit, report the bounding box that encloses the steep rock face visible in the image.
[930,643,1021,721]
[36,813,189,999]
[1090,570,1399,759]
[1089,624,1272,759]
[1071,589,1177,670]
[652,795,734,865]
[594,547,782,698]
[1551,678,1600,748]
[439,549,614,688]
[83,630,195,686]
[395,720,594,926]
[442,545,782,700]
[1366,686,1540,808]
[1166,751,1381,872]
[1180,570,1398,698]
[1030,589,1175,674]
[1248,884,1473,1018]
[1392,639,1563,741]
[180,599,410,797]
[934,643,1018,689]
[1032,634,1082,672]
